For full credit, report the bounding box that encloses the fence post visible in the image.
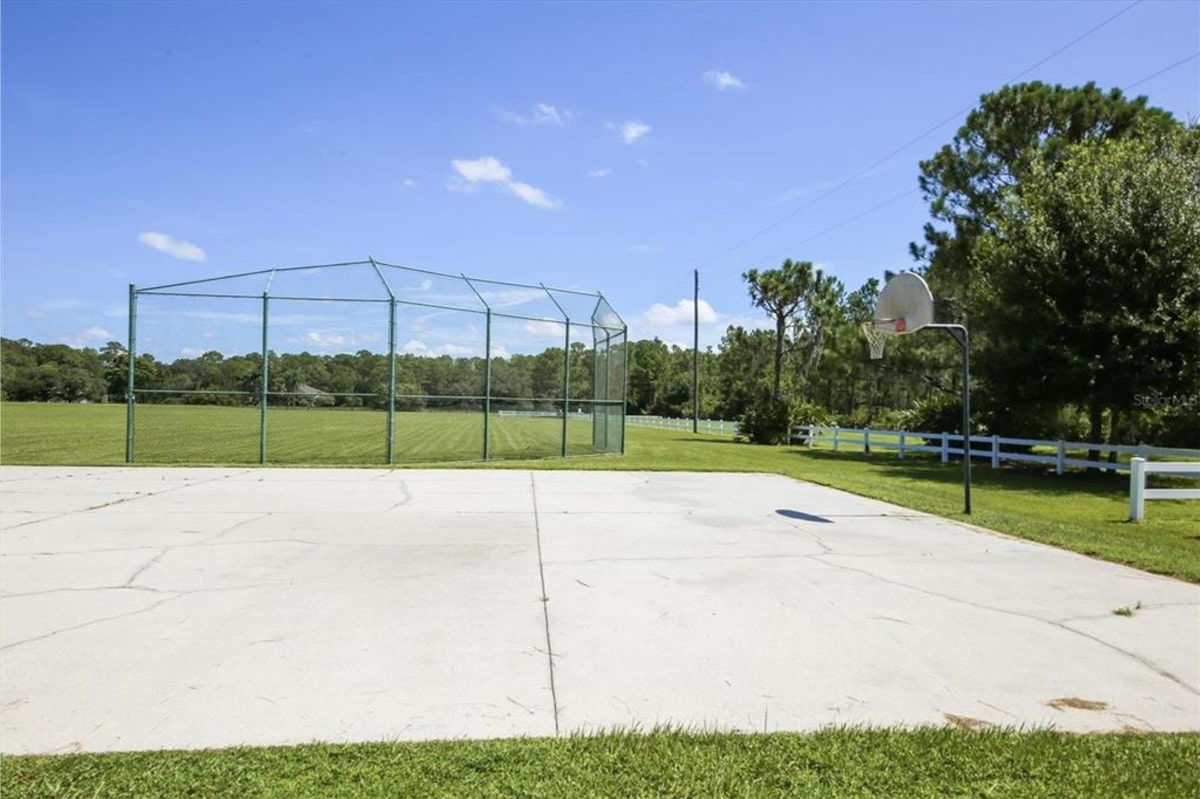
[1056,441,1066,475]
[259,292,270,465]
[483,309,492,461]
[833,426,840,452]
[898,431,906,460]
[561,320,571,457]
[941,432,949,464]
[1129,457,1147,522]
[387,298,397,465]
[864,427,871,455]
[991,434,1000,468]
[125,284,137,463]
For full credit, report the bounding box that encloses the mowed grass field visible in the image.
[3,401,1199,796]
[0,402,600,465]
[2,402,1197,581]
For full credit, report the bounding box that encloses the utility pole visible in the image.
[693,268,700,434]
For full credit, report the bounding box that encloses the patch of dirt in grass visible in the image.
[943,713,992,730]
[1046,697,1108,711]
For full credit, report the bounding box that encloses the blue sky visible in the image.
[2,0,1197,358]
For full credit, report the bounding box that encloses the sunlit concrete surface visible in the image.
[2,466,1197,754]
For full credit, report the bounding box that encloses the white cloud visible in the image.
[137,231,206,262]
[524,320,566,339]
[401,339,482,357]
[401,178,417,188]
[449,155,561,210]
[496,103,576,127]
[533,103,575,126]
[618,120,651,144]
[704,70,747,91]
[632,299,770,350]
[304,331,349,348]
[451,156,511,184]
[628,244,658,254]
[641,299,718,327]
[55,326,119,349]
[587,168,612,178]
[507,180,562,210]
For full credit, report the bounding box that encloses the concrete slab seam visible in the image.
[529,471,560,736]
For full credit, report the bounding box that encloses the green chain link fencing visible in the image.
[126,259,626,465]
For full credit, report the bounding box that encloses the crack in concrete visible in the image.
[544,552,828,565]
[770,513,834,554]
[1054,602,1200,623]
[194,513,273,546]
[1,470,256,531]
[387,482,413,511]
[1,594,187,652]
[813,554,1199,696]
[1,533,339,561]
[3,585,175,599]
[124,549,170,587]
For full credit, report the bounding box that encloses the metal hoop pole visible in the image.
[927,323,971,514]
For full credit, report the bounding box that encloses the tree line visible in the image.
[2,82,1196,448]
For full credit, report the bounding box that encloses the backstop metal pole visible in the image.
[125,284,137,463]
[562,321,571,457]
[483,309,492,461]
[260,292,269,465]
[621,325,629,455]
[604,330,612,451]
[387,298,396,465]
[693,268,699,434]
[369,257,397,466]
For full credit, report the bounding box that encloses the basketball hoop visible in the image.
[865,270,973,515]
[862,318,905,360]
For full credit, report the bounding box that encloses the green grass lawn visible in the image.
[3,402,1198,795]
[3,727,1198,799]
[0,402,599,465]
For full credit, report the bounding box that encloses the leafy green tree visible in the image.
[786,272,843,403]
[744,259,813,400]
[713,326,773,420]
[976,122,1200,447]
[912,81,1174,320]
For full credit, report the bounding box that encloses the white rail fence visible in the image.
[626,415,739,436]
[1129,458,1200,521]
[789,424,1200,475]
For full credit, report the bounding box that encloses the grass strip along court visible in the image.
[1,403,1198,797]
[4,728,1198,798]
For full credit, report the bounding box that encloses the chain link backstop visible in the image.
[125,259,626,464]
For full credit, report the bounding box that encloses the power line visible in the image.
[695,0,1145,275]
[742,188,922,273]
[1124,51,1200,91]
[729,46,1197,282]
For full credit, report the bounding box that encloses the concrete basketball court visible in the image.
[1,466,1197,754]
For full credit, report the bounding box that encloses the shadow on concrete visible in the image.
[776,509,833,524]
